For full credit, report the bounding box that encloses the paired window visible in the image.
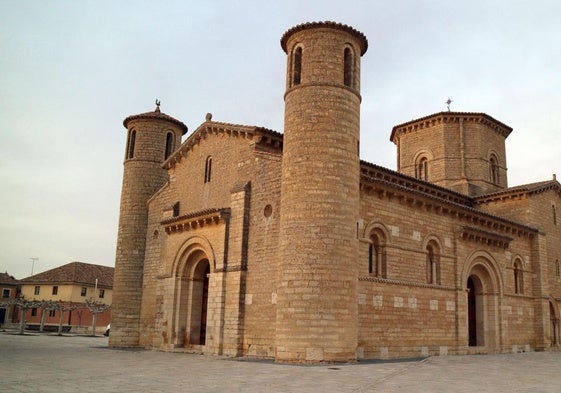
[34,286,40,295]
[368,231,387,278]
[126,129,136,159]
[80,287,87,297]
[426,242,441,285]
[52,286,58,295]
[513,259,524,294]
[416,157,428,181]
[204,156,212,183]
[164,131,174,160]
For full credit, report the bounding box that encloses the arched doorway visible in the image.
[175,250,211,347]
[464,256,502,352]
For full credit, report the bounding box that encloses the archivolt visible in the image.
[461,250,503,294]
[171,235,216,277]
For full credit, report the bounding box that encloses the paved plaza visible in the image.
[0,331,560,392]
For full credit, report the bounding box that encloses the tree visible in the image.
[0,297,43,334]
[52,301,80,336]
[85,299,111,336]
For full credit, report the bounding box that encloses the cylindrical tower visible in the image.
[276,22,368,362]
[109,104,187,347]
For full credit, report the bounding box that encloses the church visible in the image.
[109,21,561,363]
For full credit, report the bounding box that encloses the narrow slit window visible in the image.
[344,47,353,87]
[490,155,499,184]
[164,132,174,160]
[416,157,428,181]
[126,130,136,159]
[553,205,557,226]
[292,47,302,86]
[204,156,212,183]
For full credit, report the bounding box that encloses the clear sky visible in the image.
[1,0,560,279]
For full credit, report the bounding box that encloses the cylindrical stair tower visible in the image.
[276,22,368,363]
[109,103,187,347]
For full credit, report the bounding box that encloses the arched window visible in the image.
[426,242,440,284]
[343,47,353,87]
[490,155,500,184]
[514,259,524,294]
[416,157,428,181]
[292,46,302,86]
[368,230,387,278]
[204,156,212,183]
[126,129,136,159]
[164,132,174,160]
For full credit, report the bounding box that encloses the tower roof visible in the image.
[390,111,513,143]
[123,105,188,135]
[280,21,368,55]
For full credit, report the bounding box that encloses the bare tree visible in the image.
[85,299,111,336]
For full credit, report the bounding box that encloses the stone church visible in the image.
[109,21,561,363]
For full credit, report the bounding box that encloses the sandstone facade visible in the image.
[109,21,561,362]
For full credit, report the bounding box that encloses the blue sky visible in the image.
[1,0,560,279]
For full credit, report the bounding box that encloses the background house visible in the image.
[19,261,113,333]
[0,272,19,326]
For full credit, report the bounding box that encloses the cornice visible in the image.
[162,208,230,234]
[281,21,368,55]
[163,120,282,170]
[390,112,512,143]
[123,110,188,134]
[360,161,538,240]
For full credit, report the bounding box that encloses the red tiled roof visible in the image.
[19,262,114,288]
[0,272,19,285]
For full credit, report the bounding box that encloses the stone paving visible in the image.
[1,331,560,392]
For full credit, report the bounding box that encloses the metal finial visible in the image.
[155,99,161,112]
[445,97,453,112]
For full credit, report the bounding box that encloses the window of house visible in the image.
[52,286,58,295]
[48,309,56,317]
[2,289,10,298]
[514,259,524,294]
[164,131,174,160]
[99,289,105,299]
[126,129,136,159]
[368,230,387,278]
[31,308,38,317]
[343,47,354,87]
[81,287,87,297]
[416,157,428,181]
[292,46,302,86]
[426,242,440,285]
[204,156,212,183]
[34,286,40,295]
